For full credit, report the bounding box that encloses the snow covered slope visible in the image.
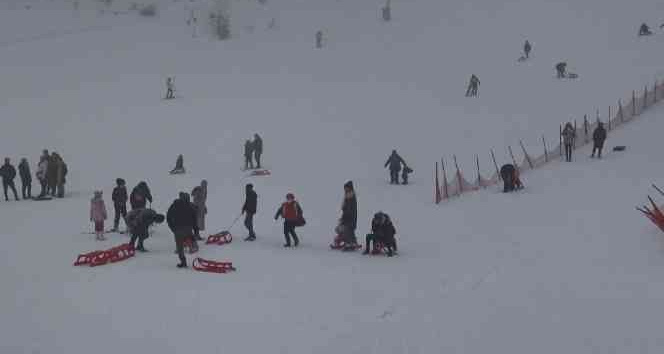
[1,0,664,353]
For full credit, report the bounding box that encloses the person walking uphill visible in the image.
[111,178,128,232]
[591,122,607,159]
[89,190,107,240]
[274,193,304,247]
[340,181,358,249]
[18,158,32,200]
[191,180,207,240]
[167,192,199,268]
[0,158,19,201]
[242,183,257,241]
[130,181,152,210]
[561,122,575,162]
[384,150,406,185]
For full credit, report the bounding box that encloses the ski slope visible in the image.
[1,0,664,352]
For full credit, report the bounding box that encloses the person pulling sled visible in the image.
[242,183,257,241]
[363,212,397,257]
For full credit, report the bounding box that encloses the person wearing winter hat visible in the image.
[90,190,108,240]
[340,181,358,249]
[242,183,258,241]
[167,192,199,267]
[274,193,303,247]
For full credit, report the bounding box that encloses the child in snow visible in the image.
[274,193,304,247]
[90,190,108,240]
[401,166,413,185]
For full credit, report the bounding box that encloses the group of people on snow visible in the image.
[560,121,607,162]
[244,134,264,170]
[0,149,68,202]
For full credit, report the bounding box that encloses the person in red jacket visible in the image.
[274,193,303,247]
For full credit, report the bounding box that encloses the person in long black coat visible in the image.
[253,134,263,169]
[591,123,607,159]
[242,183,258,241]
[340,181,358,247]
[112,178,128,231]
[18,158,32,199]
[0,158,19,201]
[130,181,152,210]
[167,192,199,268]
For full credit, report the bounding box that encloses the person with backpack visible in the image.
[253,133,263,169]
[340,181,358,249]
[242,183,258,241]
[111,178,128,232]
[274,193,303,247]
[130,181,152,210]
[191,180,208,239]
[167,192,199,268]
[18,158,32,200]
[0,158,19,201]
[561,122,575,162]
[591,122,607,159]
[127,208,165,252]
[363,212,397,257]
[384,150,406,185]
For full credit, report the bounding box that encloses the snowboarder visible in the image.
[242,183,257,241]
[244,139,254,170]
[591,122,607,159]
[555,62,567,79]
[401,165,413,185]
[165,77,175,99]
[465,74,480,97]
[130,181,152,210]
[170,154,185,174]
[36,155,48,198]
[561,122,575,162]
[339,181,358,249]
[639,23,653,36]
[253,133,263,169]
[363,211,397,257]
[127,207,165,252]
[316,30,324,49]
[274,193,303,247]
[384,150,406,185]
[111,178,128,232]
[0,158,19,201]
[499,163,523,192]
[191,180,207,238]
[524,40,532,59]
[18,158,32,200]
[89,190,108,240]
[167,192,199,267]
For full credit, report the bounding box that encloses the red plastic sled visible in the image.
[249,169,271,177]
[108,243,135,263]
[74,250,105,266]
[206,231,233,245]
[192,257,236,273]
[329,235,362,251]
[74,243,135,267]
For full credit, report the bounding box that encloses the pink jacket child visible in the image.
[90,190,108,240]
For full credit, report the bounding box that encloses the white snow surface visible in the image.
[2,0,664,353]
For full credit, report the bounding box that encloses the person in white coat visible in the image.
[36,155,48,198]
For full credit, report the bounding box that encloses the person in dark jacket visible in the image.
[167,192,199,268]
[36,155,48,198]
[363,212,397,257]
[46,153,58,196]
[401,165,413,185]
[0,158,19,201]
[561,122,575,162]
[253,133,263,169]
[54,153,67,198]
[465,74,480,97]
[244,140,254,170]
[591,122,607,159]
[639,23,652,36]
[111,178,128,232]
[18,158,32,199]
[340,181,358,248]
[130,181,152,210]
[170,154,185,174]
[242,183,258,241]
[274,193,303,247]
[500,164,517,193]
[384,150,406,185]
[524,40,532,59]
[127,208,164,252]
[556,62,567,79]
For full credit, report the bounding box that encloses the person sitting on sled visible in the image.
[639,23,653,36]
[363,211,397,257]
[170,154,185,174]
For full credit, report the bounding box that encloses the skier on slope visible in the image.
[384,150,407,185]
[167,192,199,268]
[363,211,397,257]
[111,178,128,232]
[591,122,607,159]
[130,181,153,210]
[242,183,258,241]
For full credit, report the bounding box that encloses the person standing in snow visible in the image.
[242,183,257,241]
[465,74,480,97]
[555,62,567,79]
[340,181,358,249]
[53,153,68,198]
[167,192,199,268]
[191,180,208,239]
[244,139,254,170]
[524,40,532,59]
[90,190,108,240]
[130,181,152,210]
[46,152,58,196]
[591,122,607,159]
[165,77,175,99]
[253,133,263,169]
[18,158,32,200]
[36,155,48,198]
[384,150,406,185]
[561,122,575,162]
[316,30,324,49]
[127,208,165,252]
[111,178,128,232]
[0,158,19,201]
[274,193,303,247]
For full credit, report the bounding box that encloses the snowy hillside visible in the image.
[2,0,664,352]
